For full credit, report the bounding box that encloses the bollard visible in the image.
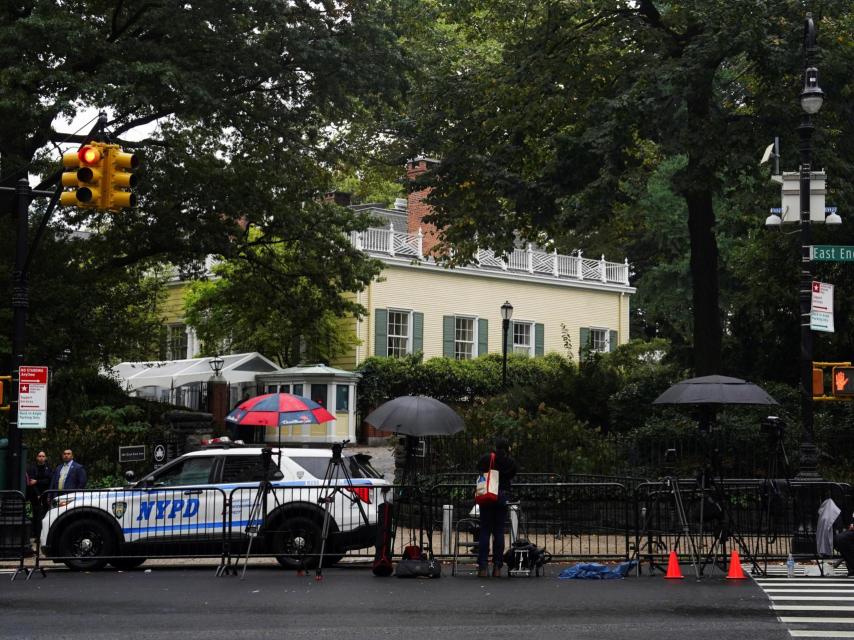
[442,504,453,555]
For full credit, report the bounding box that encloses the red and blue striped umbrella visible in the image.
[225,393,335,427]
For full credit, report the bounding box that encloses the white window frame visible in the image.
[387,309,412,358]
[166,323,189,360]
[512,320,534,356]
[590,327,609,354]
[453,315,478,360]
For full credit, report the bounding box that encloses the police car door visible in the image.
[124,456,220,547]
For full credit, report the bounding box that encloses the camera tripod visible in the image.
[314,440,369,580]
[695,451,764,577]
[233,447,282,579]
[632,475,701,580]
[756,418,791,573]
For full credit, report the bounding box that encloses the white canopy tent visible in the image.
[108,353,280,404]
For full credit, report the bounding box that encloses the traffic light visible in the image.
[59,142,139,211]
[0,375,10,411]
[832,367,854,397]
[105,147,139,210]
[813,368,824,397]
[60,144,104,208]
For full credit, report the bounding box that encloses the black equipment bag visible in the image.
[372,500,394,577]
[395,548,441,579]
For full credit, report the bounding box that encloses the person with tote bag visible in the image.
[475,437,517,577]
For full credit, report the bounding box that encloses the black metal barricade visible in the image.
[13,478,852,574]
[0,490,31,580]
[427,482,631,562]
[633,479,853,576]
[38,487,229,572]
[222,484,391,572]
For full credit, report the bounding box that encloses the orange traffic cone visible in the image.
[726,550,746,580]
[665,551,684,579]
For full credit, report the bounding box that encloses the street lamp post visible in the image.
[501,301,513,387]
[795,14,824,479]
[209,354,225,378]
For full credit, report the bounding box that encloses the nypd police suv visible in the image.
[40,442,388,571]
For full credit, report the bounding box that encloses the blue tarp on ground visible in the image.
[558,561,637,580]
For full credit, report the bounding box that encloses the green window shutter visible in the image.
[478,318,488,356]
[412,312,424,354]
[374,309,388,357]
[443,316,455,358]
[609,329,618,352]
[534,323,545,357]
[579,327,590,362]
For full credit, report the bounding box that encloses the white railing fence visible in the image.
[351,225,630,286]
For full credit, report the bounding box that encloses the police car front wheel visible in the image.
[269,515,328,570]
[57,517,117,571]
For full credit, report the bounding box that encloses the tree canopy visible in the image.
[399,0,854,377]
[0,0,411,369]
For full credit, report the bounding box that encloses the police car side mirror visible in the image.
[124,470,136,485]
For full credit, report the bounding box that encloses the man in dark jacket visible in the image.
[50,449,87,492]
[476,437,517,577]
[26,451,52,537]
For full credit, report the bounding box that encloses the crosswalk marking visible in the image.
[773,606,854,612]
[772,597,854,601]
[780,618,854,624]
[767,590,854,594]
[757,573,854,638]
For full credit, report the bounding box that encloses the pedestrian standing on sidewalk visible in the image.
[50,449,87,492]
[26,451,52,537]
[476,437,517,577]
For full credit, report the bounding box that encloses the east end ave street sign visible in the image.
[812,246,854,262]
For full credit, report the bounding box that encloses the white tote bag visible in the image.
[475,452,499,505]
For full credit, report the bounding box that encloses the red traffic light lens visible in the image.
[78,146,101,165]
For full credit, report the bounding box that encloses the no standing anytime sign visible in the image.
[18,366,48,429]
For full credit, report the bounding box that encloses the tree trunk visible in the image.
[686,186,721,375]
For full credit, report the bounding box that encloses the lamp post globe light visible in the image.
[501,301,513,387]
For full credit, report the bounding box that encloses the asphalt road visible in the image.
[1,564,788,640]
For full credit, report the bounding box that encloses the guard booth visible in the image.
[256,364,360,445]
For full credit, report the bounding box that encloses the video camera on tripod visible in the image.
[760,416,785,441]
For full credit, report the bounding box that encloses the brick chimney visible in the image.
[406,157,440,256]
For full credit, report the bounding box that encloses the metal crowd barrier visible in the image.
[37,487,229,571]
[633,478,853,575]
[427,482,632,562]
[0,490,31,580]
[6,478,851,574]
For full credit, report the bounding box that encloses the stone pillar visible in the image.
[207,376,229,431]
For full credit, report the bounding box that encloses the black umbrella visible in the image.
[652,375,779,406]
[364,395,465,437]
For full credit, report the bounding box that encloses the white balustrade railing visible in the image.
[351,226,630,286]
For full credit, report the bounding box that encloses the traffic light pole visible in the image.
[4,180,53,491]
[2,114,107,491]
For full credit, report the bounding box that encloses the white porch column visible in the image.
[577,250,584,280]
[552,249,559,277]
[600,255,607,282]
[416,227,423,258]
[526,243,534,273]
[387,223,395,256]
